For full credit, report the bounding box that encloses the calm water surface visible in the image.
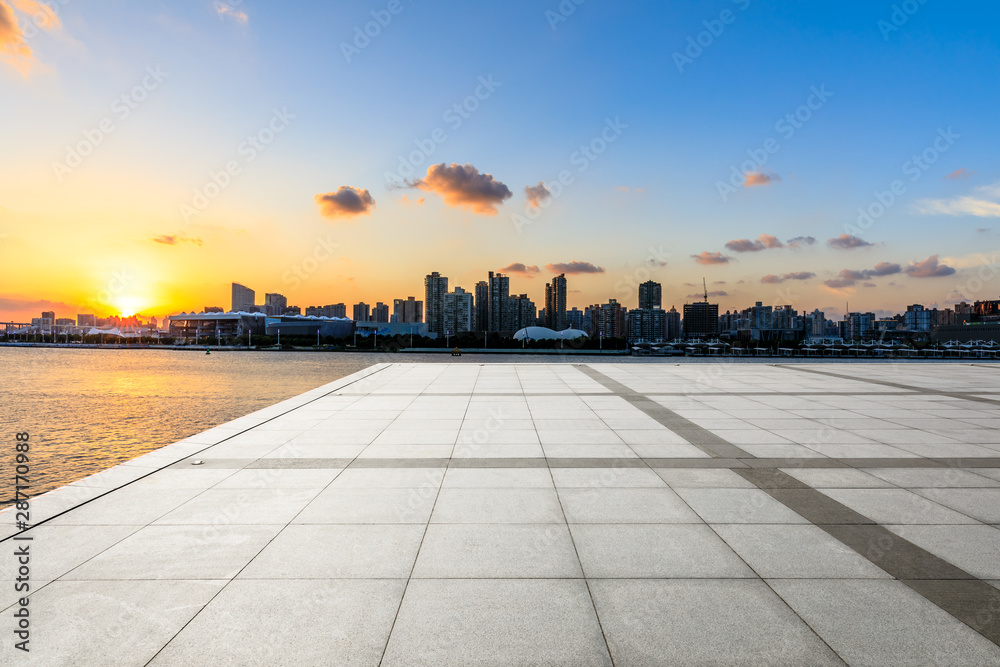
[0,348,400,504]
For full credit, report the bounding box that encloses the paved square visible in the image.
[4,362,1000,665]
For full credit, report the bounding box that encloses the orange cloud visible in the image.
[0,0,60,75]
[691,251,730,265]
[413,163,512,215]
[314,186,376,219]
[743,171,780,188]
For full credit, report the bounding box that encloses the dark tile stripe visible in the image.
[576,365,754,459]
[775,364,1000,406]
[903,580,1000,645]
[741,468,999,647]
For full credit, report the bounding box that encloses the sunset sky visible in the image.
[2,1,999,323]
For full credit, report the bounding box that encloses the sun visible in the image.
[115,296,145,317]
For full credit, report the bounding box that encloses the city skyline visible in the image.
[3,2,999,323]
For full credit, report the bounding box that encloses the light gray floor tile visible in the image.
[381,579,612,666]
[46,487,205,526]
[211,468,341,489]
[713,524,891,578]
[867,468,1000,488]
[295,487,436,524]
[820,489,979,525]
[589,579,844,666]
[240,524,424,578]
[551,467,666,488]
[674,488,809,524]
[571,524,753,578]
[542,443,639,458]
[151,579,406,666]
[655,468,757,488]
[413,524,582,578]
[885,524,1000,579]
[154,488,320,525]
[442,468,554,488]
[559,487,702,523]
[0,580,224,667]
[432,488,564,523]
[63,524,282,580]
[911,488,1000,523]
[770,579,1000,666]
[329,467,445,489]
[782,468,894,489]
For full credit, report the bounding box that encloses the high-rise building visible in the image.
[508,294,537,331]
[443,287,475,333]
[905,304,932,331]
[566,307,584,331]
[372,302,390,323]
[665,306,681,340]
[845,312,876,340]
[425,272,449,335]
[544,274,567,330]
[638,281,662,310]
[682,301,719,339]
[305,304,346,318]
[353,302,371,322]
[77,314,96,327]
[264,293,287,316]
[808,309,826,337]
[627,308,668,342]
[589,300,626,338]
[487,271,510,332]
[474,281,489,331]
[232,283,255,312]
[393,297,423,324]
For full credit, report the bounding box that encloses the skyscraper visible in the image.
[264,293,287,316]
[508,294,537,331]
[443,287,474,333]
[232,283,255,312]
[665,306,681,340]
[474,281,489,331]
[425,272,448,335]
[372,302,390,323]
[353,302,371,322]
[544,274,567,330]
[488,271,509,332]
[638,281,662,309]
[393,297,423,324]
[683,301,719,339]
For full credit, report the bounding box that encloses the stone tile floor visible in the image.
[4,362,1000,665]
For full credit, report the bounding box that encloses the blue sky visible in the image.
[1,0,998,320]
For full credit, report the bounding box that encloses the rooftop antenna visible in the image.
[703,277,708,302]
